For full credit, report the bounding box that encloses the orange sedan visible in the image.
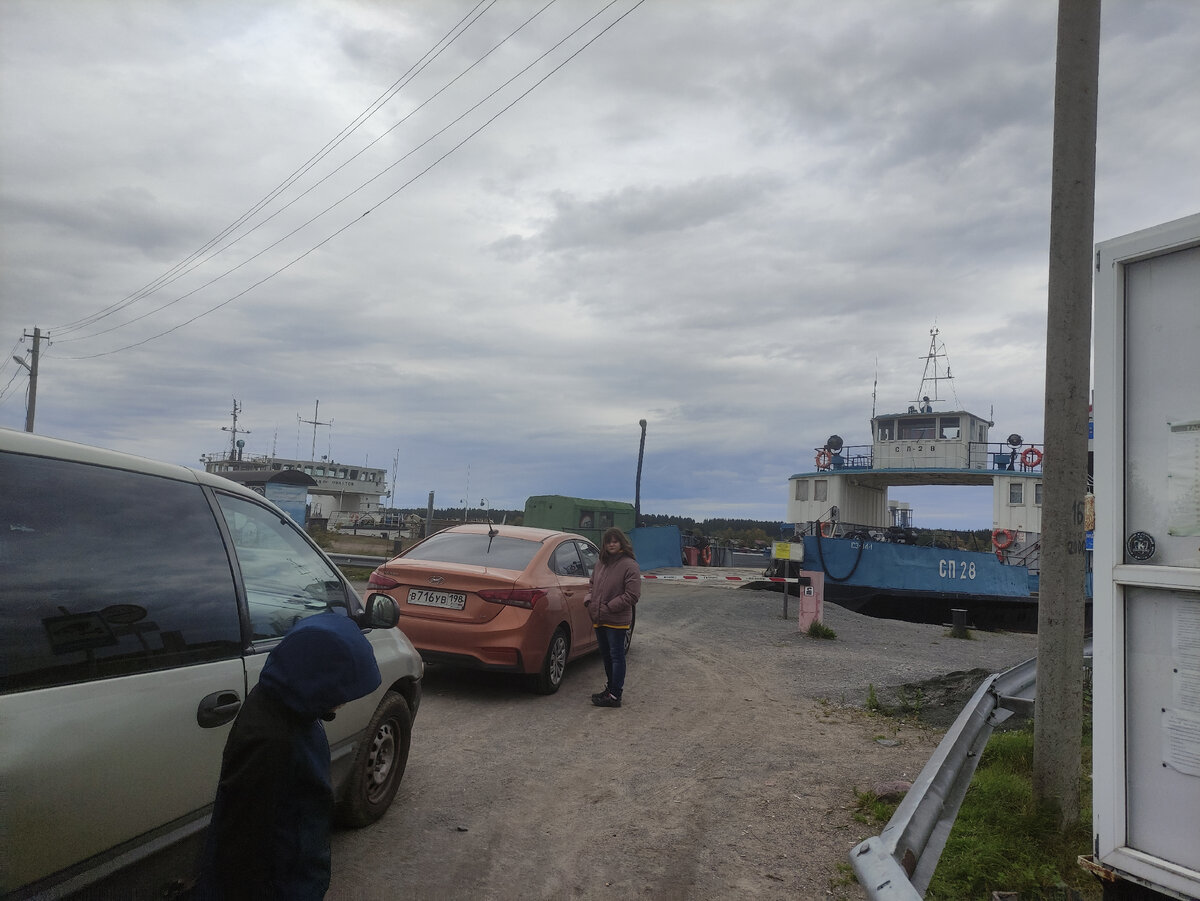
[365,524,619,694]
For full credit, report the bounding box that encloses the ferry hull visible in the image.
[800,535,1038,630]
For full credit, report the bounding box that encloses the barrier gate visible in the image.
[1091,212,1200,900]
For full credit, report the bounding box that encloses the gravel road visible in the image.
[330,574,1038,900]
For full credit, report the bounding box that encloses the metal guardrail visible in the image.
[850,641,1092,899]
[328,553,388,569]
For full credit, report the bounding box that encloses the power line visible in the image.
[50,0,499,339]
[53,0,645,361]
[54,0,566,348]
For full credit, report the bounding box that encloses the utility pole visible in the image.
[1033,0,1100,827]
[11,327,45,432]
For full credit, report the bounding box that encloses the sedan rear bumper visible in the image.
[417,648,526,672]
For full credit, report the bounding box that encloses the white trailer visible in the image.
[1090,212,1200,900]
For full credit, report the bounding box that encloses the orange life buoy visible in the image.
[815,448,832,469]
[992,528,1014,550]
[1020,446,1043,468]
[699,545,712,566]
[820,521,835,538]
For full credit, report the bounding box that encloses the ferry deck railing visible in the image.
[811,442,1045,473]
[849,640,1093,899]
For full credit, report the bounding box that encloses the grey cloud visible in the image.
[538,172,784,251]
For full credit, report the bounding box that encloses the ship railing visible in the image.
[850,640,1093,900]
[812,444,874,471]
[978,440,1045,473]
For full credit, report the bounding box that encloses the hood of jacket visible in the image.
[258,613,382,719]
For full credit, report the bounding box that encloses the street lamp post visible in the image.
[634,419,647,526]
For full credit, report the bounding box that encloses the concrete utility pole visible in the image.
[1033,0,1100,826]
[12,327,44,432]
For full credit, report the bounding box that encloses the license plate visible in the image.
[407,588,466,610]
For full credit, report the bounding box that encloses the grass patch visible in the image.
[339,565,376,583]
[807,620,838,639]
[850,687,1097,900]
[865,683,881,712]
[852,787,900,825]
[924,712,1097,901]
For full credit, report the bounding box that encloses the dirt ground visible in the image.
[329,575,1038,901]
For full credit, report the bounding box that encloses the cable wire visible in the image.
[57,0,645,360]
[50,0,498,338]
[54,0,562,346]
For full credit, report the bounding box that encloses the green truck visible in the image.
[522,495,635,546]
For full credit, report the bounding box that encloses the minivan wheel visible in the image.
[531,627,568,695]
[623,609,635,654]
[336,691,411,828]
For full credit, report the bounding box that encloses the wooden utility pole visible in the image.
[1033,0,1101,826]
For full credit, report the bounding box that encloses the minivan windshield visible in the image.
[401,532,539,571]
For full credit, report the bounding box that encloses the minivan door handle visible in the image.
[197,690,242,728]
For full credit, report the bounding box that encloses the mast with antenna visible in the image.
[297,400,331,463]
[221,399,251,461]
[911,327,958,411]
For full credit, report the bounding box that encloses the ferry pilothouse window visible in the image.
[939,417,960,439]
[899,418,936,440]
[877,420,895,441]
[794,480,808,501]
[1009,482,1024,504]
[814,480,828,502]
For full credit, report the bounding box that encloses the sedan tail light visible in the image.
[366,571,401,590]
[477,588,547,610]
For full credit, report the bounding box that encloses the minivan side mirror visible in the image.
[356,593,400,630]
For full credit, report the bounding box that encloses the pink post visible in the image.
[798,571,825,632]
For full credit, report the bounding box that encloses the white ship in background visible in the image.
[200,401,387,529]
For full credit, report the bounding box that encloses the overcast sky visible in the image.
[2,1,1198,527]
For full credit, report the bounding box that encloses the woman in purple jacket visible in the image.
[585,528,641,708]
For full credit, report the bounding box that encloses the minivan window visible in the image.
[214,491,351,641]
[0,452,242,693]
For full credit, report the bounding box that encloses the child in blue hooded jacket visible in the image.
[197,613,381,900]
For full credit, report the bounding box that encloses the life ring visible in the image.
[1020,446,1043,468]
[820,521,836,538]
[699,545,712,566]
[992,528,1014,550]
[815,448,832,469]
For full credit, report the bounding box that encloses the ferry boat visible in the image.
[199,402,388,529]
[775,330,1051,629]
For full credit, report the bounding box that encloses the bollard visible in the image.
[951,608,969,639]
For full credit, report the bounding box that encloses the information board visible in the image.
[1093,213,1200,901]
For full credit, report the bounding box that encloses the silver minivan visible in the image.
[0,429,424,898]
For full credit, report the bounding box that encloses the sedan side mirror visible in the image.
[356,593,400,630]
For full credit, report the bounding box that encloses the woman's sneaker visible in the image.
[590,686,610,702]
[592,691,621,708]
